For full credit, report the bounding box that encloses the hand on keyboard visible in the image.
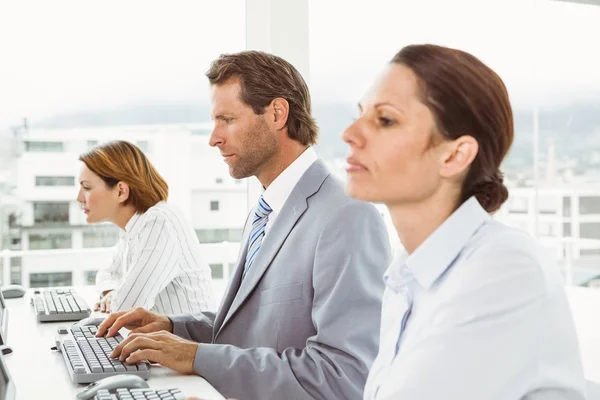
[94,290,116,313]
[110,331,198,375]
[96,307,173,338]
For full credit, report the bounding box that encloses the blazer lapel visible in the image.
[216,160,331,335]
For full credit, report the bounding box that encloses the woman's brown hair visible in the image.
[79,140,168,212]
[392,44,514,213]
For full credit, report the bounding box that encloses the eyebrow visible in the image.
[375,102,406,115]
[213,114,232,121]
[357,102,405,115]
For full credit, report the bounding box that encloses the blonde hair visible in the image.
[79,141,168,212]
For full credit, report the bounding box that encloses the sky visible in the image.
[1,0,599,130]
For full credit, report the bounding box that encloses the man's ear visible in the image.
[270,97,290,131]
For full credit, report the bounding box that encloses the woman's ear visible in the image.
[116,182,130,204]
[438,135,478,180]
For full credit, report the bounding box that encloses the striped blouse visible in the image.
[96,201,215,314]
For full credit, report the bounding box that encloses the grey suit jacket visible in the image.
[170,160,391,400]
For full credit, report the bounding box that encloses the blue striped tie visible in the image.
[243,196,272,280]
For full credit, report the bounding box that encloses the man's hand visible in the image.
[94,290,116,313]
[96,307,173,338]
[110,330,198,375]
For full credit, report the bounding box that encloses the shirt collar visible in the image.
[262,147,318,214]
[392,196,490,290]
[123,209,145,240]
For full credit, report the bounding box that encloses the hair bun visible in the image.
[472,171,508,213]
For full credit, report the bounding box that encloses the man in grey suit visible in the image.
[97,50,391,400]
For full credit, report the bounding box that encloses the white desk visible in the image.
[3,287,224,400]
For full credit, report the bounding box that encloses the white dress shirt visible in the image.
[364,197,586,400]
[261,146,318,236]
[96,201,215,314]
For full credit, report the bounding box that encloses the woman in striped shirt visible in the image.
[77,140,215,315]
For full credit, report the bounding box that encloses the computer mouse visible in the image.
[1,284,26,299]
[76,374,149,400]
[73,316,107,327]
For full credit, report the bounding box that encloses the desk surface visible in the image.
[3,286,224,400]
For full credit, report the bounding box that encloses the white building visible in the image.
[1,124,251,289]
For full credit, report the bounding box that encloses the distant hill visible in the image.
[23,98,600,164]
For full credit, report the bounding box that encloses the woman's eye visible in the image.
[379,117,395,127]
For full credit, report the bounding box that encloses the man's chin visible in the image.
[229,165,253,180]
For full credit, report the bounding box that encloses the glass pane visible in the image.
[83,227,119,248]
[309,0,600,278]
[210,264,224,279]
[35,176,75,186]
[84,270,98,286]
[29,272,72,288]
[33,202,70,225]
[29,233,72,250]
[1,0,246,294]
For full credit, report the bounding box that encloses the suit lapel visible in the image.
[216,160,331,335]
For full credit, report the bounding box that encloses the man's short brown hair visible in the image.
[206,51,318,146]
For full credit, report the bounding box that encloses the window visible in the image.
[196,228,243,243]
[508,197,529,214]
[309,0,600,280]
[30,272,72,288]
[29,233,72,250]
[25,141,63,152]
[33,202,69,225]
[10,257,22,285]
[87,140,99,151]
[538,196,558,215]
[563,223,572,237]
[83,227,119,248]
[35,176,75,186]
[210,201,220,211]
[210,264,224,279]
[563,197,572,218]
[579,196,600,215]
[84,270,98,286]
[539,222,556,237]
[580,223,600,240]
[580,249,600,256]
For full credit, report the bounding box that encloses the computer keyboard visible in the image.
[32,288,91,322]
[55,325,151,384]
[94,388,184,400]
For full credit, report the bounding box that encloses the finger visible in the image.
[121,337,164,361]
[110,334,134,358]
[106,309,143,338]
[118,337,164,361]
[125,348,163,365]
[96,310,128,337]
[110,332,158,358]
[93,303,100,311]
